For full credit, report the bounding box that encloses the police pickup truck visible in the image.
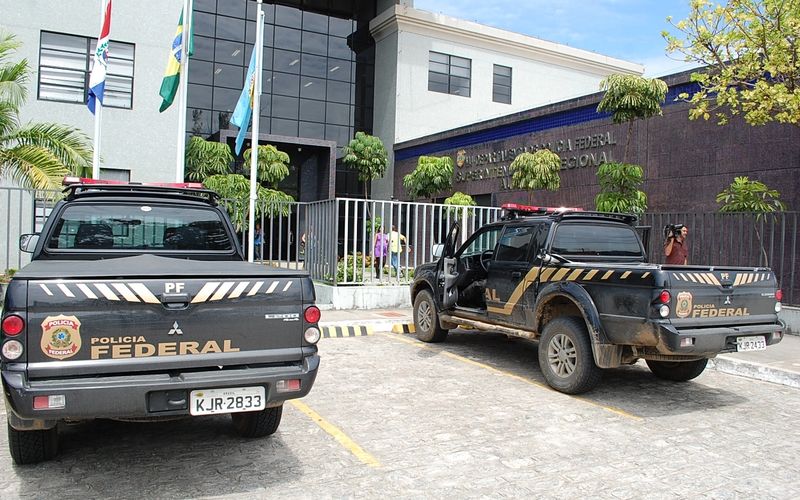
[0,179,320,464]
[411,204,785,394]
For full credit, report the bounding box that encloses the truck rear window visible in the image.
[551,223,642,258]
[47,204,233,251]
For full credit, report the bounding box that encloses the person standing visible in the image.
[664,224,689,265]
[388,225,408,276]
[372,227,388,278]
[253,221,264,260]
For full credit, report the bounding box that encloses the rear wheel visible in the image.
[646,358,708,381]
[7,423,59,465]
[538,317,601,394]
[231,405,283,438]
[413,289,448,343]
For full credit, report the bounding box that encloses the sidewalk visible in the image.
[319,308,800,389]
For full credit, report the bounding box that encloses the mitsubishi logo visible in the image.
[168,321,184,335]
[724,296,732,305]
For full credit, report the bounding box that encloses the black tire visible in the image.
[646,358,708,382]
[231,405,283,438]
[538,317,602,394]
[7,423,58,465]
[414,289,448,343]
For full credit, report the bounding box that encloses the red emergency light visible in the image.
[62,177,204,189]
[501,203,583,215]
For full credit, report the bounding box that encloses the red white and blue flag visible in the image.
[87,0,112,114]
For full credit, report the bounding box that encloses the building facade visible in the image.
[392,70,800,213]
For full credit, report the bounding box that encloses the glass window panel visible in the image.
[189,108,212,135]
[451,56,471,69]
[194,12,216,37]
[262,70,273,94]
[192,35,215,62]
[259,94,271,116]
[39,83,83,103]
[273,49,301,74]
[302,31,327,56]
[247,22,274,46]
[429,61,448,74]
[299,99,325,122]
[108,55,133,77]
[428,71,448,85]
[450,76,470,89]
[213,62,244,89]
[216,16,245,42]
[108,40,134,60]
[300,77,326,100]
[327,36,351,60]
[194,0,216,13]
[272,118,298,136]
[494,64,512,76]
[215,40,244,66]
[493,90,511,104]
[189,60,214,85]
[188,83,213,109]
[42,32,86,53]
[272,95,299,119]
[39,67,85,89]
[248,1,274,21]
[493,85,511,97]
[326,80,350,104]
[212,86,240,112]
[451,66,470,78]
[217,0,245,18]
[327,58,350,81]
[326,102,349,125]
[329,17,354,37]
[258,118,271,135]
[303,11,329,33]
[272,72,299,97]
[275,26,301,52]
[428,80,448,94]
[299,121,325,140]
[275,5,302,28]
[325,124,351,147]
[300,53,327,78]
[494,74,511,87]
[40,49,86,71]
[429,51,448,64]
[216,110,233,131]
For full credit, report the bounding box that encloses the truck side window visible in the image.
[551,223,643,258]
[494,226,535,262]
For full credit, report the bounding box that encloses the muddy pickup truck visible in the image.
[0,180,320,464]
[411,204,785,394]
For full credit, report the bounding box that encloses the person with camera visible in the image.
[663,224,689,265]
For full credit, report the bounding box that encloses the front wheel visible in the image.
[413,289,448,343]
[538,317,601,394]
[231,405,283,438]
[646,358,708,382]
[7,423,59,465]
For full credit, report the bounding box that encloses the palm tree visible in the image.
[0,31,92,190]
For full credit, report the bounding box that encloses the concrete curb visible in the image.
[320,325,374,338]
[708,357,800,389]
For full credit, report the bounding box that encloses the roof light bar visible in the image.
[62,177,204,189]
[501,203,584,214]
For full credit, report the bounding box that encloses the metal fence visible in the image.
[1,186,797,304]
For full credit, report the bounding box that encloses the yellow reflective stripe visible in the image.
[524,267,541,282]
[733,274,742,286]
[129,283,159,303]
[552,268,570,281]
[211,282,236,301]
[601,271,613,280]
[192,282,219,303]
[94,283,119,301]
[229,281,250,299]
[112,283,140,302]
[247,281,264,296]
[539,268,556,282]
[77,283,98,299]
[705,273,721,286]
[566,269,583,281]
[641,272,650,279]
[57,283,75,298]
[584,269,599,280]
[747,273,754,284]
[620,271,631,279]
[266,281,280,294]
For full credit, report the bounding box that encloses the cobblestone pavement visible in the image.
[1,329,799,499]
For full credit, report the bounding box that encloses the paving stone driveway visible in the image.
[1,330,798,499]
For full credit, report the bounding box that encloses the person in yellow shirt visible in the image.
[388,225,408,275]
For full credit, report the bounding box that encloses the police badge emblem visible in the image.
[675,291,693,318]
[41,315,82,360]
[456,149,467,168]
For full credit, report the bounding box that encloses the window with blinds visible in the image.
[493,64,512,104]
[38,31,135,109]
[428,51,471,97]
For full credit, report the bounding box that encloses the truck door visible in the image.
[486,225,537,325]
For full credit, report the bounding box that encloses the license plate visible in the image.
[736,336,767,352]
[190,386,266,416]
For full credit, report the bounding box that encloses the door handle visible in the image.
[511,271,521,279]
[161,293,189,309]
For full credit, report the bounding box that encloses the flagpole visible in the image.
[247,0,264,263]
[175,0,192,182]
[92,0,104,179]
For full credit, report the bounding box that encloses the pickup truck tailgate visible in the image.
[19,256,309,378]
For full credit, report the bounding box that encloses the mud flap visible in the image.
[593,343,622,369]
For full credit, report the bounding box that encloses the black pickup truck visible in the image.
[0,180,320,464]
[411,204,785,394]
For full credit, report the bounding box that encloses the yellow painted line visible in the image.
[391,323,415,334]
[384,334,641,421]
[289,400,381,468]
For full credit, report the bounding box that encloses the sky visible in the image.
[412,0,700,77]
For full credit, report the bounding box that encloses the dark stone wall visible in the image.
[393,73,800,213]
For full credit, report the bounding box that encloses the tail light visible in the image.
[775,290,783,302]
[304,306,321,324]
[2,340,23,360]
[658,290,671,304]
[2,315,24,336]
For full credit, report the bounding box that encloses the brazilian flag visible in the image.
[159,9,193,112]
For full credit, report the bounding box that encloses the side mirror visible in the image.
[19,234,39,253]
[431,244,444,259]
[538,251,554,265]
